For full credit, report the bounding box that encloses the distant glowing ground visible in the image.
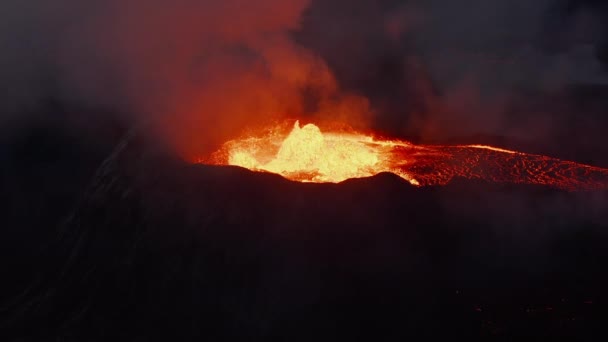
[205,121,608,191]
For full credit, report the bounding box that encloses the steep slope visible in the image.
[5,132,608,341]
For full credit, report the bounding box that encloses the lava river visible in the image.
[206,121,608,191]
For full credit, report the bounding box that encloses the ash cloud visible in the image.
[1,0,608,160]
[0,0,370,157]
[298,0,608,156]
[399,0,608,139]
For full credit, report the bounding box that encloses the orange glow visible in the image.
[206,120,608,191]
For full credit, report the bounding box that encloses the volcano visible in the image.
[5,131,607,341]
[3,0,608,340]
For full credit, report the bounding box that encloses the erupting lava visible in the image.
[207,121,608,191]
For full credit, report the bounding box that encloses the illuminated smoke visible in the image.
[0,0,371,157]
[1,0,607,162]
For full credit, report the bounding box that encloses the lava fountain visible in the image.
[206,120,608,191]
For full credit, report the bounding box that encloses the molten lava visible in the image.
[207,121,608,191]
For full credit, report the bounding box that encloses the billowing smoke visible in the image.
[297,0,608,160]
[1,0,607,160]
[395,0,608,140]
[0,0,371,157]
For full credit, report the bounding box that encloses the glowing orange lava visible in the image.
[207,121,608,191]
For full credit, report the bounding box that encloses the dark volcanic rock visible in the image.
[4,132,608,341]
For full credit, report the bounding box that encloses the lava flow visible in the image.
[206,121,608,191]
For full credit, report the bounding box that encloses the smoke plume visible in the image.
[297,0,608,153]
[1,0,608,159]
[0,0,372,157]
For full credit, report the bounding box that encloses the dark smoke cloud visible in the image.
[1,0,608,158]
[299,0,608,149]
[398,0,608,138]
